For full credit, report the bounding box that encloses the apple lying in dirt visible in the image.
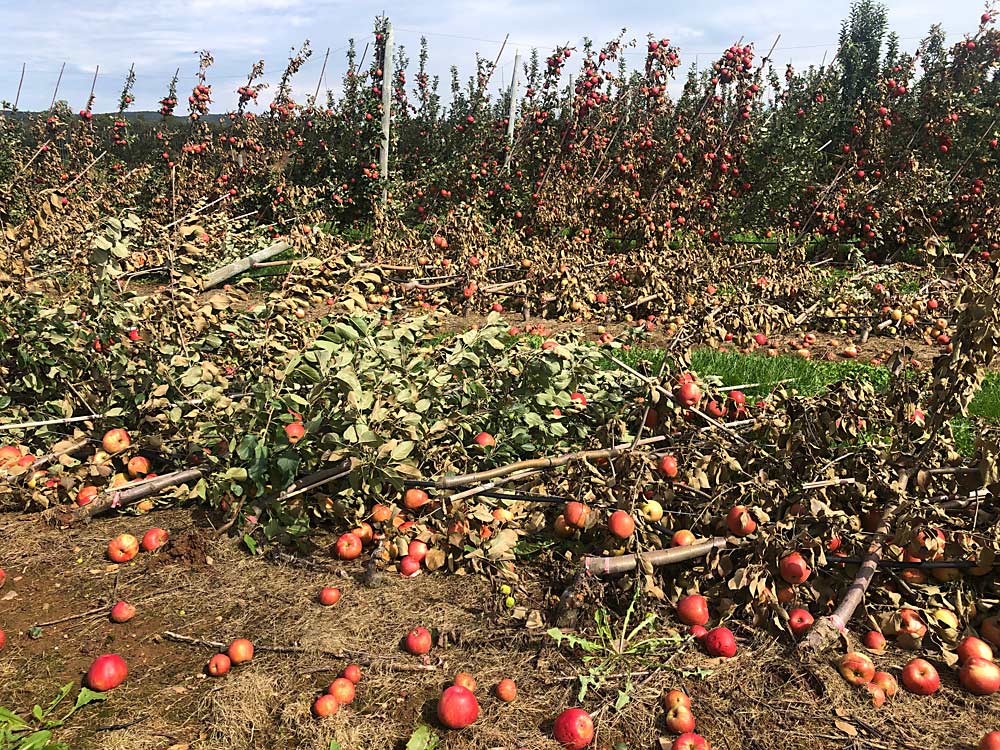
[437,685,479,729]
[957,636,994,664]
[863,630,887,650]
[553,708,594,749]
[787,608,814,638]
[110,601,136,623]
[102,428,131,454]
[677,594,709,627]
[85,654,128,691]
[704,627,736,658]
[141,528,169,552]
[472,431,496,448]
[328,676,356,704]
[779,552,811,584]
[665,704,696,733]
[341,664,362,684]
[865,682,886,707]
[960,656,1000,695]
[672,732,710,750]
[453,672,477,692]
[663,689,691,710]
[318,587,342,606]
[408,539,428,563]
[107,534,139,563]
[336,532,363,560]
[399,555,422,577]
[227,638,254,664]
[725,506,756,536]
[838,652,875,686]
[0,629,6,651]
[608,510,635,539]
[690,625,708,640]
[313,693,339,717]
[901,657,939,694]
[496,678,517,702]
[0,568,5,588]
[208,653,231,676]
[872,671,898,697]
[981,732,1000,750]
[405,626,432,655]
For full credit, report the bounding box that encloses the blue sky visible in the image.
[0,0,988,112]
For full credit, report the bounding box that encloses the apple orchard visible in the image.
[0,3,999,750]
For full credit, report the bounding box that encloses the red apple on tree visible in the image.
[472,431,496,448]
[672,529,696,547]
[725,506,756,536]
[658,454,679,479]
[608,510,635,539]
[284,421,305,444]
[779,552,811,584]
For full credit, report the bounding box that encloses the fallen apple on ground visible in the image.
[553,707,594,749]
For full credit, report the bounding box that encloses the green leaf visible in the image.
[404,725,439,750]
[243,534,258,555]
[72,688,107,713]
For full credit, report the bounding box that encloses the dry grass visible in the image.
[1,508,997,750]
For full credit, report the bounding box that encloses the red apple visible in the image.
[779,552,811,584]
[564,502,590,529]
[336,532,363,560]
[284,421,305,444]
[404,487,429,510]
[405,626,432,655]
[690,625,708,640]
[608,510,635,539]
[126,456,150,478]
[981,732,1000,750]
[570,392,587,407]
[676,381,702,408]
[665,705,696,734]
[437,685,479,729]
[318,587,342,606]
[110,601,136,623]
[863,630,887,651]
[958,636,994,664]
[788,608,814,638]
[672,733,710,750]
[141,528,169,552]
[313,693,339,717]
[0,446,21,467]
[85,654,128,691]
[76,486,99,506]
[960,656,1000,695]
[553,708,594,749]
[496,678,517,702]
[454,671,477,692]
[227,638,254,664]
[399,555,422,577]
[865,682,886,707]
[901,658,939,695]
[659,454,679,479]
[107,534,139,563]
[0,629,6,651]
[981,616,1000,648]
[704,627,737,658]
[208,653,231,676]
[872,671,898,697]
[726,506,756,536]
[341,664,362,684]
[838,652,875,686]
[672,529,696,547]
[472,431,496,448]
[677,594,709,627]
[898,609,927,639]
[0,568,5,588]
[408,539,429,563]
[663,690,691,710]
[102,428,131,454]
[327,676,356,704]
